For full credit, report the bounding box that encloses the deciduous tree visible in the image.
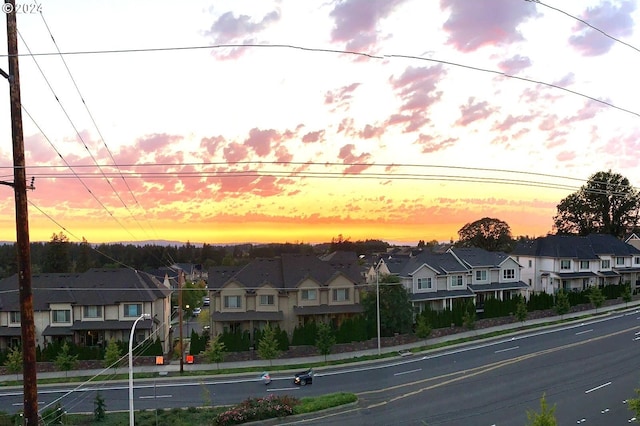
[257,324,280,366]
[456,217,514,252]
[589,286,605,312]
[315,322,336,362]
[553,170,640,238]
[554,289,570,319]
[363,275,413,336]
[204,334,226,369]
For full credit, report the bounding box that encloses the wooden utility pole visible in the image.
[5,1,39,424]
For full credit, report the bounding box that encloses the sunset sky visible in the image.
[0,0,639,246]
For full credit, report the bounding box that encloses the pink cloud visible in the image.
[569,1,636,56]
[137,133,182,154]
[337,143,372,174]
[492,114,535,132]
[441,0,538,52]
[329,0,408,51]
[456,98,496,126]
[223,141,250,163]
[359,124,385,139]
[302,130,325,143]
[388,65,446,132]
[414,134,457,153]
[244,128,281,157]
[207,10,280,43]
[497,54,531,74]
[556,151,576,162]
[200,135,226,156]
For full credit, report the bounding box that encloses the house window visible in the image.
[635,257,640,265]
[450,275,463,287]
[333,288,350,302]
[9,311,20,324]
[224,295,241,309]
[123,304,142,317]
[579,261,589,270]
[301,289,317,301]
[475,270,487,281]
[503,269,515,280]
[601,259,611,269]
[52,309,71,323]
[418,277,432,290]
[83,306,102,318]
[259,295,274,306]
[560,260,571,270]
[528,260,532,268]
[616,257,625,265]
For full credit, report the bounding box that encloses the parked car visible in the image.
[203,297,210,306]
[293,368,313,386]
[192,307,201,317]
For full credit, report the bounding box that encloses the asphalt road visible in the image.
[2,309,640,424]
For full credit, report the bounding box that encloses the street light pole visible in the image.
[375,259,381,356]
[129,313,151,426]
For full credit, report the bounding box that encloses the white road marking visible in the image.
[494,346,519,354]
[139,395,172,399]
[585,382,611,394]
[575,329,593,335]
[267,387,299,392]
[394,368,422,376]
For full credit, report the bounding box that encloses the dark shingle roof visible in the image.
[449,247,510,267]
[0,269,169,312]
[207,253,362,290]
[400,251,468,276]
[512,234,640,259]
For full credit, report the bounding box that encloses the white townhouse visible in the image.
[512,234,640,295]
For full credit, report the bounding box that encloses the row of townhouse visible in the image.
[367,247,528,313]
[512,234,640,294]
[206,252,363,341]
[0,268,172,352]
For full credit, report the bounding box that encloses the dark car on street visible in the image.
[293,368,314,386]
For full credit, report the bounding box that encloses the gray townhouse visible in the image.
[0,268,172,352]
[368,247,527,314]
[512,234,640,295]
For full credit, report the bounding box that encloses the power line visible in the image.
[529,0,640,55]
[1,42,638,119]
[18,30,150,242]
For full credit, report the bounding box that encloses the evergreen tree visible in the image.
[257,324,281,366]
[315,322,336,362]
[204,334,227,369]
[415,314,432,341]
[102,340,122,371]
[588,286,605,312]
[43,232,71,273]
[622,284,632,307]
[554,289,570,319]
[515,298,528,324]
[525,394,557,426]
[93,391,106,422]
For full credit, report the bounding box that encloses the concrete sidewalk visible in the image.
[1,301,637,385]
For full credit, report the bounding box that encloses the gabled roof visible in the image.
[512,234,640,259]
[400,251,468,276]
[207,253,362,291]
[448,247,511,268]
[0,269,169,312]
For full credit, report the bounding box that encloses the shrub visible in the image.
[215,394,299,426]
